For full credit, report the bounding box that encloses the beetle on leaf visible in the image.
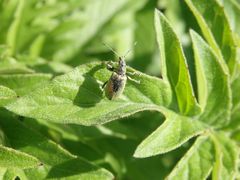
[102,43,140,100]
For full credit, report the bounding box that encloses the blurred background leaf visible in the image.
[0,0,239,179]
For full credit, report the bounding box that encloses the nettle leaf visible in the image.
[134,109,207,158]
[0,85,17,106]
[155,10,200,116]
[6,62,171,125]
[0,145,40,169]
[0,73,52,96]
[211,132,239,180]
[166,136,214,180]
[0,109,113,179]
[185,0,237,75]
[191,31,231,127]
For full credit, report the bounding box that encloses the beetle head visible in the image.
[118,57,126,75]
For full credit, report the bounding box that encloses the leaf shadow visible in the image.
[46,158,101,179]
[73,65,105,108]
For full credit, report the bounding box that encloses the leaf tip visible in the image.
[133,150,146,159]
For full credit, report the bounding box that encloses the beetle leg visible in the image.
[106,63,115,72]
[127,76,140,84]
[102,80,108,89]
[127,71,141,76]
[104,61,118,72]
[127,71,141,84]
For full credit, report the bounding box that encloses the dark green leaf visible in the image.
[0,109,113,179]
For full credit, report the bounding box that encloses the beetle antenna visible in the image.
[102,42,120,58]
[123,42,137,58]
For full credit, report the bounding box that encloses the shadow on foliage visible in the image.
[46,158,101,179]
[73,64,105,108]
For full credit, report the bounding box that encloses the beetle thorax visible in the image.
[117,57,126,75]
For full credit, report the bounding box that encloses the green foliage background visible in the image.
[0,0,240,179]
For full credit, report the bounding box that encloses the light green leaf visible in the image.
[0,57,34,74]
[190,30,231,127]
[211,132,239,180]
[6,62,171,125]
[32,61,73,74]
[0,85,16,106]
[0,109,113,179]
[0,145,40,169]
[42,0,129,62]
[166,135,214,180]
[134,109,207,158]
[218,0,240,36]
[98,0,148,61]
[0,168,27,180]
[0,0,19,44]
[14,55,73,74]
[228,64,240,129]
[0,73,52,96]
[231,64,240,110]
[185,0,237,75]
[2,0,130,62]
[229,108,240,130]
[155,10,200,116]
[6,0,24,55]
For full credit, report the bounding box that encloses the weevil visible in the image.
[102,43,140,100]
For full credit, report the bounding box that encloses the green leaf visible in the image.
[0,73,52,96]
[0,0,19,44]
[166,135,214,180]
[134,109,207,158]
[31,61,73,75]
[6,62,171,125]
[97,0,148,63]
[0,109,113,179]
[228,64,240,129]
[131,0,158,73]
[6,0,24,55]
[231,64,240,110]
[0,85,16,106]
[190,30,231,127]
[218,0,240,36]
[154,10,200,116]
[211,132,239,180]
[185,0,237,75]
[0,168,27,180]
[0,57,34,74]
[0,145,40,169]
[42,0,129,62]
